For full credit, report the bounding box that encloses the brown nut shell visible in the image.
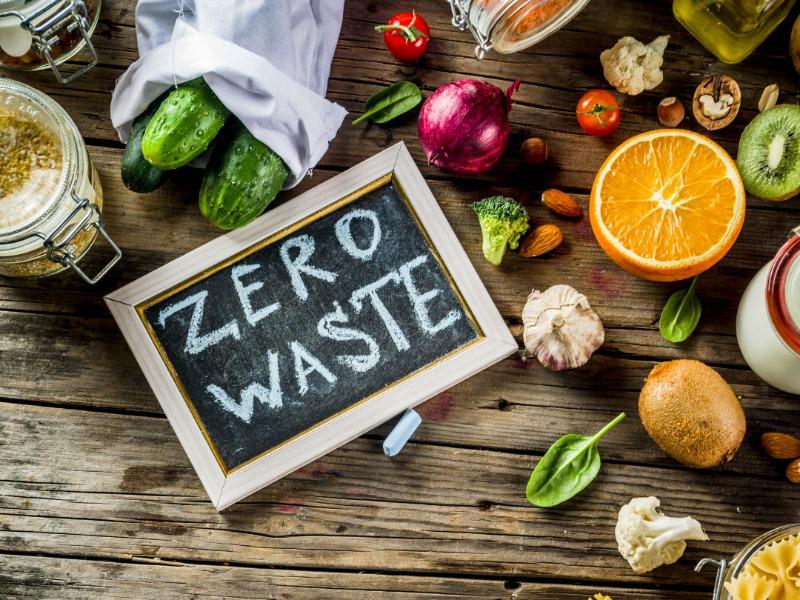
[519,224,563,257]
[758,84,779,113]
[787,458,800,483]
[692,75,740,131]
[760,432,800,460]
[521,137,548,165]
[639,359,746,468]
[657,97,685,127]
[542,189,582,218]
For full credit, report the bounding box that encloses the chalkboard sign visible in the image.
[106,144,516,509]
[143,179,479,470]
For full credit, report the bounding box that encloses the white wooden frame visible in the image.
[105,142,517,510]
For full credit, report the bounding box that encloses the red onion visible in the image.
[418,79,520,175]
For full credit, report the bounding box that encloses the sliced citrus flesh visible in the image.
[590,129,746,282]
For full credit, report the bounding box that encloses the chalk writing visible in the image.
[231,263,281,327]
[280,234,338,302]
[290,340,338,395]
[206,350,282,423]
[335,208,381,261]
[158,291,240,355]
[398,255,462,334]
[144,181,478,468]
[317,301,381,373]
[349,270,410,351]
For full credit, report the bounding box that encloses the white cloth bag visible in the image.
[109,0,347,187]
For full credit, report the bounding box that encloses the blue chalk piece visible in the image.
[383,409,422,457]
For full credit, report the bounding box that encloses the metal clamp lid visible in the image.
[37,192,121,284]
[447,0,494,59]
[695,558,728,600]
[2,0,98,83]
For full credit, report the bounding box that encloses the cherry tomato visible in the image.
[576,89,621,137]
[376,11,430,62]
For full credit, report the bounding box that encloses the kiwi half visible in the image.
[737,104,800,201]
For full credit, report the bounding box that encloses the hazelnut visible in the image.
[692,75,740,131]
[521,137,548,165]
[657,97,685,127]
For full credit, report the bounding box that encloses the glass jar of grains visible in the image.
[0,78,120,283]
[736,227,800,394]
[696,523,800,599]
[0,0,100,83]
[448,0,591,58]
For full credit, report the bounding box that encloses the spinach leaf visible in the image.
[352,81,422,125]
[526,412,625,508]
[659,276,702,343]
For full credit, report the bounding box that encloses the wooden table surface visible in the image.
[2,1,800,598]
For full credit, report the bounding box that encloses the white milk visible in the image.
[737,249,800,394]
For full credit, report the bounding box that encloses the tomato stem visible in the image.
[375,10,429,42]
[579,102,622,127]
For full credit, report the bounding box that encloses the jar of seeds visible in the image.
[0,78,120,283]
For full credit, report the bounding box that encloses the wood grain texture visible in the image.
[2,0,800,596]
[2,403,799,587]
[0,556,710,600]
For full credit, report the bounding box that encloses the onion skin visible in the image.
[418,79,520,175]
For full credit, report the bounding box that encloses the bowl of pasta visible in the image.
[695,523,800,599]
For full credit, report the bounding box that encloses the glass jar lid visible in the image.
[0,78,78,249]
[0,0,99,83]
[0,0,53,31]
[0,0,32,11]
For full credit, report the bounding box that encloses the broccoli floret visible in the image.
[471,196,530,266]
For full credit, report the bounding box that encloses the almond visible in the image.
[761,432,800,460]
[519,224,563,258]
[786,458,800,484]
[542,189,582,218]
[758,84,779,113]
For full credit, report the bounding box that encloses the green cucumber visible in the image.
[141,78,230,170]
[121,93,170,193]
[199,121,289,230]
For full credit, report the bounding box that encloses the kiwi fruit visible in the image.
[737,104,800,201]
[639,359,746,468]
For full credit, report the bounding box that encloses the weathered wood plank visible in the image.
[0,555,708,600]
[1,403,798,588]
[1,304,797,478]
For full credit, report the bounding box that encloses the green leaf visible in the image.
[352,81,422,125]
[659,276,702,343]
[526,412,625,508]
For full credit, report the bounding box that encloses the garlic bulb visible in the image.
[522,284,604,371]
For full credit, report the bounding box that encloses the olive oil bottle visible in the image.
[674,0,797,63]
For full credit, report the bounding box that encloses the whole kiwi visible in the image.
[639,359,746,468]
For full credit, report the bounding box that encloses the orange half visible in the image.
[590,129,746,282]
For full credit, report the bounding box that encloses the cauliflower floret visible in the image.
[615,496,708,573]
[600,36,669,95]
